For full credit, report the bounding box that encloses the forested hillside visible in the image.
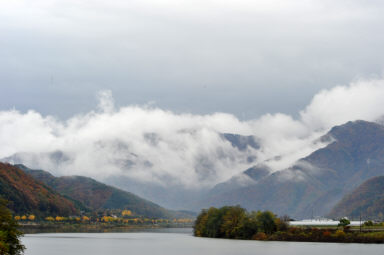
[0,162,78,217]
[200,120,384,218]
[329,176,384,220]
[18,164,190,219]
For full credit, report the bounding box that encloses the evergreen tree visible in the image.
[0,199,25,255]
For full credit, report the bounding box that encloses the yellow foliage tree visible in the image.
[122,210,132,216]
[45,216,55,221]
[14,216,21,221]
[21,215,27,220]
[55,216,64,221]
[335,230,346,238]
[28,215,36,221]
[102,216,116,222]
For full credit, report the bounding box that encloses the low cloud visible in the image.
[1,78,384,188]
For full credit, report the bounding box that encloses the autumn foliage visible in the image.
[194,206,286,239]
[0,163,77,217]
[194,206,384,243]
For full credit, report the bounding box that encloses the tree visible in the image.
[240,212,258,238]
[0,199,25,255]
[220,206,247,238]
[338,218,350,230]
[121,210,132,217]
[255,211,277,235]
[194,207,280,239]
[194,209,208,237]
[204,207,224,238]
[45,216,54,221]
[275,217,289,232]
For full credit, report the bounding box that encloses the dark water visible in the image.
[22,228,384,255]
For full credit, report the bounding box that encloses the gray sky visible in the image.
[2,0,384,189]
[1,0,384,119]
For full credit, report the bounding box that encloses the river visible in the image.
[22,228,383,255]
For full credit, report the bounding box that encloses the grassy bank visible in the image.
[262,227,384,243]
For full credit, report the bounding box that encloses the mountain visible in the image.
[3,121,384,219]
[328,176,384,220]
[221,133,259,151]
[0,162,78,216]
[221,133,259,164]
[101,132,261,209]
[199,120,384,219]
[17,164,187,219]
[210,164,271,195]
[2,132,260,210]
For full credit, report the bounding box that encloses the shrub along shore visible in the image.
[193,206,384,243]
[18,219,193,234]
[12,212,193,234]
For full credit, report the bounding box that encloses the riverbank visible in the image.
[255,227,384,243]
[19,222,193,234]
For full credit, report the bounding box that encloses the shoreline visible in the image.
[19,223,193,234]
[195,227,384,244]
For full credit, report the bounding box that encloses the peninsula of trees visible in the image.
[194,206,384,243]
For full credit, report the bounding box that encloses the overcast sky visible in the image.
[2,0,384,188]
[1,0,384,119]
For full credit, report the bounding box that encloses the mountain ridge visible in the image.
[198,120,384,219]
[328,176,384,220]
[18,164,192,219]
[0,162,78,217]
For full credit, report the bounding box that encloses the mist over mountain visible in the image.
[17,164,188,219]
[209,164,271,196]
[199,120,384,218]
[2,79,384,215]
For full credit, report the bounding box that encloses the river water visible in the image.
[22,228,383,255]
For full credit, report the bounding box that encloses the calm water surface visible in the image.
[22,228,383,255]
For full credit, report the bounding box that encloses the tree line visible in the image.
[194,206,288,239]
[194,206,384,243]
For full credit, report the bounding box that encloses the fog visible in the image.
[2,78,384,188]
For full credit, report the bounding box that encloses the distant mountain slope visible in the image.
[18,165,185,219]
[0,162,77,216]
[2,132,260,211]
[210,164,271,195]
[221,133,259,151]
[328,176,384,220]
[200,120,384,219]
